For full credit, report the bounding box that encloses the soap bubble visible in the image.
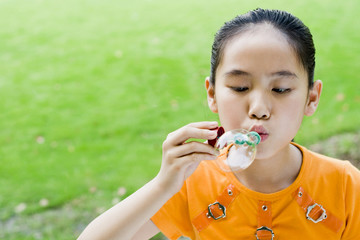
[215,129,260,172]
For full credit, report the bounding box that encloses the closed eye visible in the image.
[272,88,291,94]
[231,87,249,92]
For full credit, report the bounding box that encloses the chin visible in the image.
[255,142,290,160]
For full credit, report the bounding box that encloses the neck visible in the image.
[234,144,302,194]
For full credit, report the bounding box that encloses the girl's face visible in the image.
[206,24,322,159]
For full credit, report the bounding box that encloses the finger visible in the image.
[186,121,219,129]
[165,122,218,147]
[179,152,218,165]
[170,141,219,158]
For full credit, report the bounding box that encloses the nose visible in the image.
[248,91,271,120]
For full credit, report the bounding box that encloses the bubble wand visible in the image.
[209,127,261,172]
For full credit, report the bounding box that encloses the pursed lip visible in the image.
[249,125,269,142]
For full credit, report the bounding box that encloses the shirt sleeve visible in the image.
[341,161,360,239]
[151,180,196,240]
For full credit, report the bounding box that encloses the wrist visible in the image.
[152,173,182,199]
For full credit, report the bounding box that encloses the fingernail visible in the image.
[211,121,218,126]
[211,150,219,156]
[208,130,217,138]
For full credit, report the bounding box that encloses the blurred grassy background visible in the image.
[0,0,359,239]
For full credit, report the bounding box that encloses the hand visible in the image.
[156,121,220,195]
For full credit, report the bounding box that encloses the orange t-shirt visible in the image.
[151,143,360,239]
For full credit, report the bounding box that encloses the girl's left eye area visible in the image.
[272,88,291,93]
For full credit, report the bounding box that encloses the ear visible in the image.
[205,77,218,113]
[304,80,323,116]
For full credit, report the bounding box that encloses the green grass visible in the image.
[0,0,359,239]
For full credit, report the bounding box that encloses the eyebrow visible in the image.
[271,71,298,79]
[224,69,250,78]
[224,69,298,79]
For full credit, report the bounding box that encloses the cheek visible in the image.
[215,91,248,126]
[276,96,307,125]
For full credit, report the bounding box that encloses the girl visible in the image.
[78,9,360,239]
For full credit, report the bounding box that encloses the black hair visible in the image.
[210,8,315,88]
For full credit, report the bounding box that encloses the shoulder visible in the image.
[295,142,358,176]
[311,149,360,186]
[295,143,360,195]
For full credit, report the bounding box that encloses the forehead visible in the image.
[217,24,306,80]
